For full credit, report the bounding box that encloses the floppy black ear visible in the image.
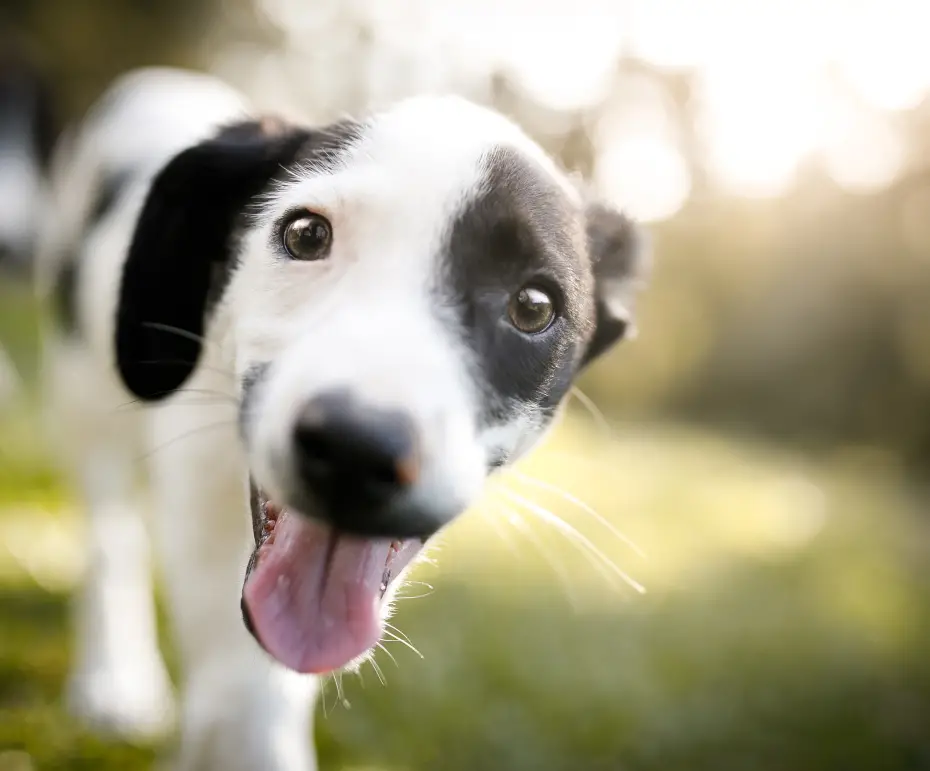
[581,203,650,368]
[115,118,314,401]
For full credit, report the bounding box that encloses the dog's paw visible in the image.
[66,662,177,741]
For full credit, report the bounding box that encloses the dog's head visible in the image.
[115,95,649,675]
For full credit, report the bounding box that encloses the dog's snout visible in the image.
[294,391,419,501]
[281,391,456,539]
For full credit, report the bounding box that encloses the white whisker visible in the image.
[114,387,237,413]
[491,504,583,610]
[141,321,215,350]
[570,386,612,439]
[134,420,236,463]
[382,628,424,659]
[392,587,435,602]
[376,642,399,669]
[500,488,646,594]
[393,580,434,601]
[508,470,647,559]
[131,358,236,381]
[383,621,415,647]
[334,671,349,709]
[369,656,387,686]
[320,675,333,718]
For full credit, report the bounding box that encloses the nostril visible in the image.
[293,426,343,475]
[293,394,419,493]
[295,427,400,487]
[365,453,409,488]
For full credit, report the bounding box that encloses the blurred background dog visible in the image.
[2,2,930,770]
[0,33,56,408]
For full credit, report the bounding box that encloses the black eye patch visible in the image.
[439,145,586,428]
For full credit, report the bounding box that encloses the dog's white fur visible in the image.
[38,70,320,770]
[36,68,616,771]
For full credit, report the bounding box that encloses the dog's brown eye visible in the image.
[508,286,555,334]
[283,214,332,261]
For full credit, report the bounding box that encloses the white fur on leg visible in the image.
[43,340,177,740]
[67,491,177,739]
[173,658,318,771]
[43,337,174,739]
[146,386,319,771]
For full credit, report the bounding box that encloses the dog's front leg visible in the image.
[147,404,319,771]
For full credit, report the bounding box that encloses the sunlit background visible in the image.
[2,1,930,769]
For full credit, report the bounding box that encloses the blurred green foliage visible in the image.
[590,186,930,468]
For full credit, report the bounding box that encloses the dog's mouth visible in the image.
[241,481,425,674]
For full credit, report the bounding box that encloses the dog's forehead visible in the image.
[259,96,584,277]
[339,95,582,210]
[361,97,570,176]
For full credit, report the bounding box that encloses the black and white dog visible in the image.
[36,67,649,770]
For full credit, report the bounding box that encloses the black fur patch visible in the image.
[115,118,360,401]
[580,203,646,367]
[89,168,133,228]
[442,146,588,428]
[52,259,78,335]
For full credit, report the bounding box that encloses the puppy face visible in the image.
[116,95,648,675]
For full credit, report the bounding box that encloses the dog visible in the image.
[35,66,649,771]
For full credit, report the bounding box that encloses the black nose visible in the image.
[293,392,421,529]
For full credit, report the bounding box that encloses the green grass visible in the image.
[2,391,930,770]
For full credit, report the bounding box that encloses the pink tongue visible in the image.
[242,510,391,674]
